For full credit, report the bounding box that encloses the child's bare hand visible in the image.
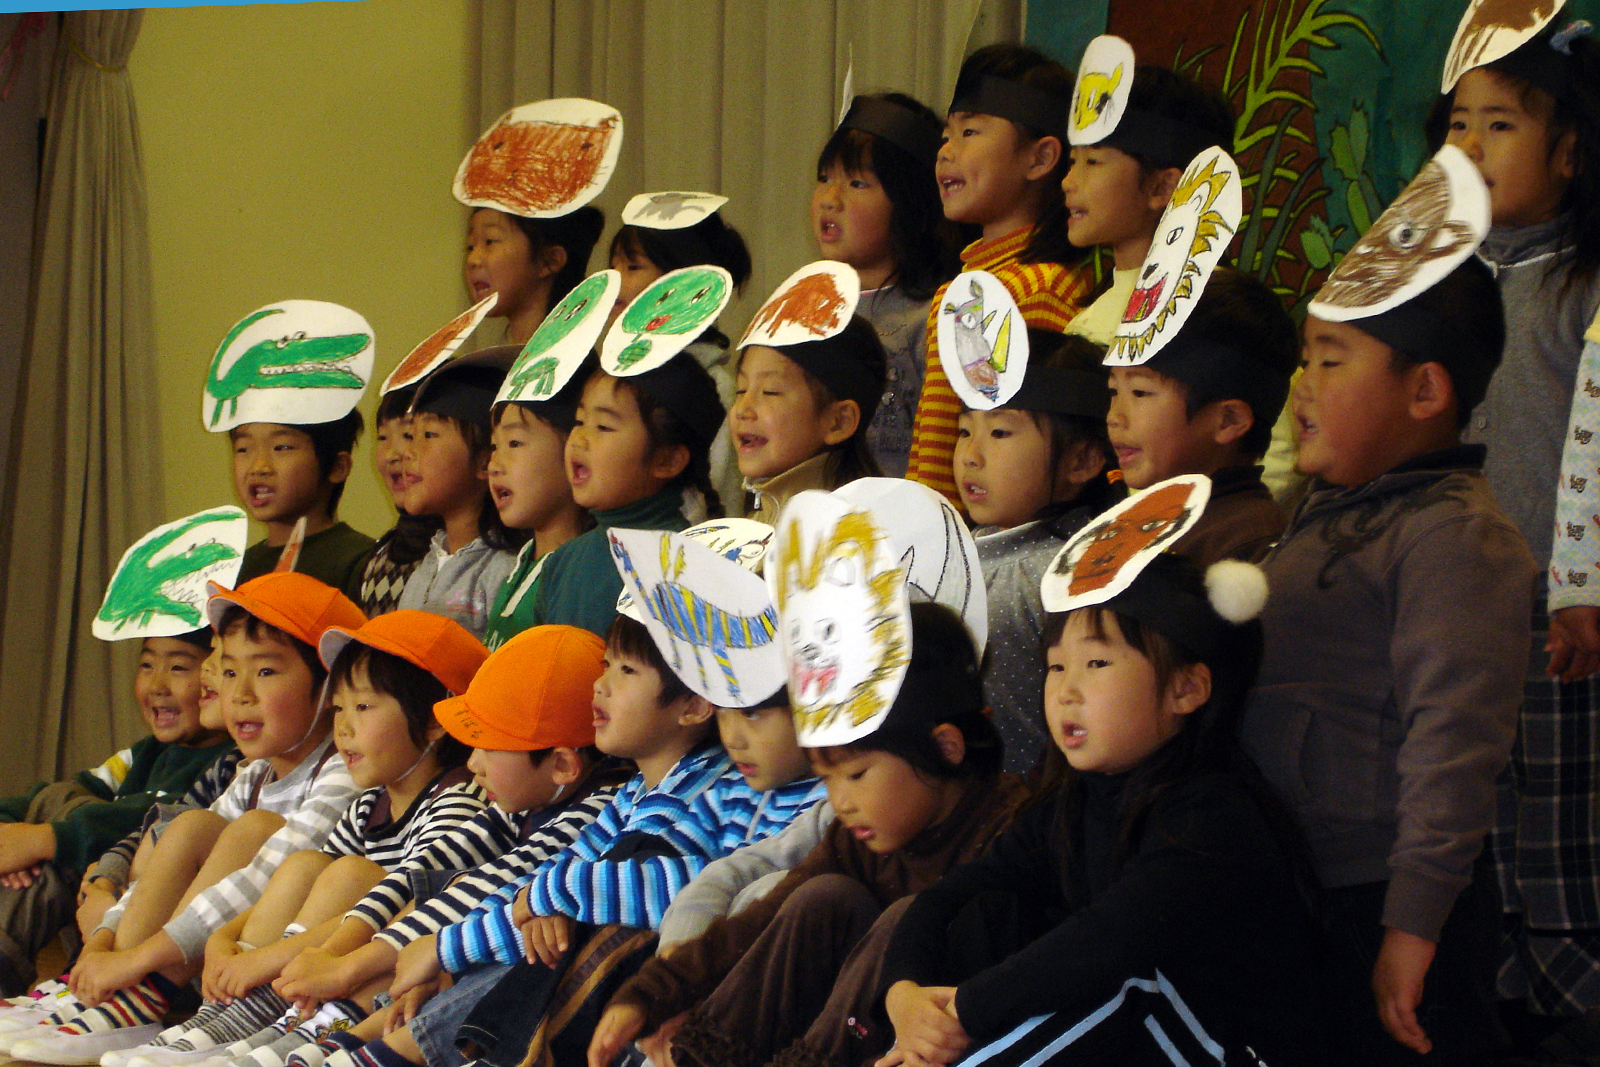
[1373,927,1436,1056]
[70,947,146,1007]
[276,946,350,1003]
[1548,607,1600,681]
[588,1003,647,1067]
[881,982,968,1067]
[201,937,242,1002]
[390,935,443,1000]
[210,948,277,1004]
[521,914,574,968]
[75,880,117,935]
[511,884,534,929]
[388,976,449,1032]
[636,1011,686,1067]
[0,865,41,890]
[0,823,53,876]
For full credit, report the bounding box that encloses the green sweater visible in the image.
[238,521,376,602]
[0,735,234,876]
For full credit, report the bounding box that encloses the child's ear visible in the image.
[1407,362,1456,424]
[1554,127,1578,183]
[1143,166,1183,210]
[677,695,715,728]
[1208,400,1255,448]
[537,242,569,282]
[1054,439,1109,496]
[1023,135,1063,182]
[930,722,967,768]
[424,721,446,746]
[548,747,585,787]
[327,451,353,486]
[648,443,691,482]
[820,399,862,447]
[1167,662,1212,716]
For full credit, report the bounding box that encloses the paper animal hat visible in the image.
[498,269,618,407]
[739,262,861,351]
[769,489,911,747]
[454,98,623,219]
[832,478,987,655]
[1441,0,1567,91]
[1041,474,1210,610]
[94,507,249,641]
[622,192,729,230]
[608,524,785,708]
[601,264,734,375]
[1069,35,1136,147]
[381,296,497,396]
[1105,147,1243,367]
[203,301,374,432]
[615,517,774,623]
[938,271,1027,410]
[1309,145,1490,324]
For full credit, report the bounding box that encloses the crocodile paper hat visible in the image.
[497,270,619,408]
[454,98,623,219]
[381,295,497,396]
[94,507,249,641]
[203,301,374,433]
[614,517,774,623]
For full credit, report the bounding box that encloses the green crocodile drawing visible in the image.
[506,273,610,398]
[206,308,369,426]
[614,267,729,370]
[97,510,241,634]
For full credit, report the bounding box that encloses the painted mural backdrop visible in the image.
[1028,0,1598,315]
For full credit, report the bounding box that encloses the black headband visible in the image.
[950,75,1069,141]
[412,347,516,433]
[1345,298,1466,369]
[1006,363,1111,419]
[839,96,943,165]
[875,657,986,738]
[1143,335,1292,429]
[773,332,885,427]
[627,355,727,447]
[1099,110,1220,171]
[1100,554,1230,663]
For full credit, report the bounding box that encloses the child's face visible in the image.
[608,244,665,330]
[731,346,843,479]
[1294,317,1420,487]
[373,415,412,508]
[468,748,560,813]
[330,662,431,791]
[198,638,225,733]
[400,412,485,520]
[1044,612,1189,774]
[135,638,208,745]
[488,406,573,530]
[937,112,1043,230]
[715,702,810,792]
[229,423,332,527]
[812,161,896,282]
[809,747,956,854]
[591,645,683,762]
[219,624,320,762]
[1106,366,1233,489]
[955,408,1056,527]
[464,208,542,318]
[1446,68,1574,228]
[567,374,668,511]
[1061,147,1165,260]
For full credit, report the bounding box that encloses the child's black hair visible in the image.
[1015,332,1117,518]
[241,410,363,518]
[1381,256,1506,428]
[1122,65,1236,174]
[162,628,215,653]
[609,214,754,295]
[375,387,445,567]
[817,92,964,300]
[327,643,470,770]
[601,360,727,519]
[950,44,1083,267]
[507,206,608,306]
[604,614,693,708]
[215,606,327,694]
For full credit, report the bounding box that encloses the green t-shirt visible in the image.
[238,521,376,603]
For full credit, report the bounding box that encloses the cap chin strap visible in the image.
[392,738,439,785]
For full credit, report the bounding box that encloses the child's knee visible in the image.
[275,849,334,882]
[223,808,286,844]
[160,809,227,851]
[319,854,385,893]
[776,874,880,929]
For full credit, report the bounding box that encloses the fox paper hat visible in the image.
[94,506,249,641]
[1068,35,1222,168]
[497,270,619,408]
[622,192,728,230]
[608,524,784,708]
[740,261,883,419]
[837,95,943,164]
[1441,0,1568,91]
[454,98,623,219]
[601,264,735,376]
[1104,147,1243,370]
[203,301,374,433]
[381,296,497,397]
[615,517,774,623]
[319,610,488,697]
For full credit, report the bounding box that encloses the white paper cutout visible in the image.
[274,516,307,574]
[382,295,496,396]
[1309,145,1491,323]
[1105,147,1243,367]
[497,270,619,406]
[838,47,854,125]
[203,301,374,432]
[609,524,784,708]
[738,262,862,350]
[770,490,911,748]
[95,506,249,641]
[1441,0,1565,91]
[615,517,774,622]
[1070,35,1136,146]
[601,265,734,376]
[454,98,624,219]
[1041,475,1211,613]
[937,271,1028,410]
[621,192,729,231]
[833,478,988,655]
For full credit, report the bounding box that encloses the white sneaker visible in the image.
[121,1045,231,1067]
[11,1024,164,1066]
[0,1018,66,1053]
[0,1005,64,1033]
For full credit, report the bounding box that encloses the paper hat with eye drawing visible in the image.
[938,271,1028,411]
[600,264,735,376]
[381,295,497,397]
[1440,0,1567,91]
[202,301,374,433]
[1069,36,1224,168]
[608,522,785,709]
[497,270,619,407]
[94,506,249,641]
[614,517,774,624]
[454,98,623,219]
[622,192,729,230]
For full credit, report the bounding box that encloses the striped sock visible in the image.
[55,974,176,1034]
[164,984,291,1050]
[241,1000,367,1067]
[153,998,230,1047]
[346,1039,415,1067]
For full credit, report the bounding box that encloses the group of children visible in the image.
[0,7,1598,1066]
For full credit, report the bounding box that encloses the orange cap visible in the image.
[434,625,603,751]
[206,572,367,648]
[319,610,488,697]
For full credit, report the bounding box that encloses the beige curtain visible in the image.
[476,0,1020,324]
[0,10,163,791]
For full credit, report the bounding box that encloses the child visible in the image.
[5,574,365,1063]
[908,44,1096,502]
[881,485,1327,1066]
[1242,154,1536,1062]
[465,207,606,347]
[397,350,521,639]
[1430,18,1600,1026]
[358,387,443,617]
[815,93,961,476]
[0,629,229,997]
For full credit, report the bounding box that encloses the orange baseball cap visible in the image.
[434,625,603,752]
[319,610,488,697]
[206,572,367,648]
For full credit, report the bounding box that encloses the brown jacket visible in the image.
[1170,464,1284,565]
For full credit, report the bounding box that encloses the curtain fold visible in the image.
[0,9,163,791]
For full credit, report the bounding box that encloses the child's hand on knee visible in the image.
[0,864,42,890]
[390,935,443,1000]
[520,914,573,967]
[276,945,351,1003]
[588,1003,647,1067]
[387,975,449,1032]
[201,935,242,1002]
[881,982,968,1067]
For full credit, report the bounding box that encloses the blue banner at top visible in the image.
[0,1,351,12]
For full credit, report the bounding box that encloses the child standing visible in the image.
[908,44,1095,502]
[358,386,442,617]
[465,207,606,347]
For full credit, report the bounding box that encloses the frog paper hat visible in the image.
[497,269,619,407]
[454,98,623,219]
[608,522,784,708]
[203,301,374,432]
[621,191,729,230]
[615,517,774,623]
[1441,0,1567,91]
[381,295,497,396]
[94,506,248,641]
[600,264,734,376]
[769,489,911,747]
[1104,147,1243,369]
